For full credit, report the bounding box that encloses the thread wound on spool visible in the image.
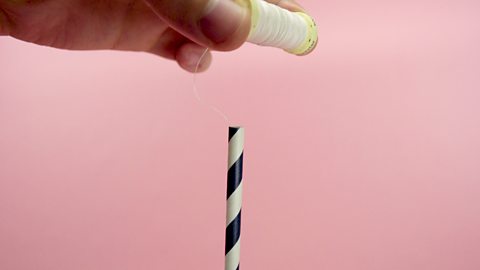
[292,12,317,55]
[246,0,317,55]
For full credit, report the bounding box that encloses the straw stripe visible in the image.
[225,127,244,270]
[225,210,241,253]
[226,182,243,225]
[228,129,245,169]
[225,240,241,270]
[227,153,243,198]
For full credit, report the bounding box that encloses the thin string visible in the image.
[145,0,229,123]
[193,48,230,124]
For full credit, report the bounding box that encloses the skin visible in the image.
[0,0,305,72]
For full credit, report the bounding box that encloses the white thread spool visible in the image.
[245,0,317,55]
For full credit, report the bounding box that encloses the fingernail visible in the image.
[200,0,246,44]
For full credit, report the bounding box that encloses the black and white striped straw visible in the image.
[225,127,244,270]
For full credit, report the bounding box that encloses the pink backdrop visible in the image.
[1,0,480,269]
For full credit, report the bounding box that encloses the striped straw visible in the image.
[225,127,244,270]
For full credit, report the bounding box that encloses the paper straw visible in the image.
[225,126,244,270]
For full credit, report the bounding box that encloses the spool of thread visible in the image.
[245,0,318,55]
[225,127,244,270]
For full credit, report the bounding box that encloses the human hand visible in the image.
[0,0,305,72]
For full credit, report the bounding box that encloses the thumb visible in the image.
[144,0,251,51]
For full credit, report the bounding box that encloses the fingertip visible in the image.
[176,43,212,73]
[144,0,250,52]
[199,0,250,51]
[272,0,306,13]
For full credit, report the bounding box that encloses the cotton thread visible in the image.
[246,0,317,55]
[193,48,230,123]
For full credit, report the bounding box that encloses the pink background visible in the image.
[1,0,480,269]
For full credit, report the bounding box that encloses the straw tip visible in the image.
[228,126,244,140]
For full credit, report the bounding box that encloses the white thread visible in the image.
[247,0,309,52]
[193,48,230,123]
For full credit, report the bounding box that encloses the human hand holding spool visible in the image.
[201,0,318,55]
[147,0,318,70]
[1,0,317,71]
